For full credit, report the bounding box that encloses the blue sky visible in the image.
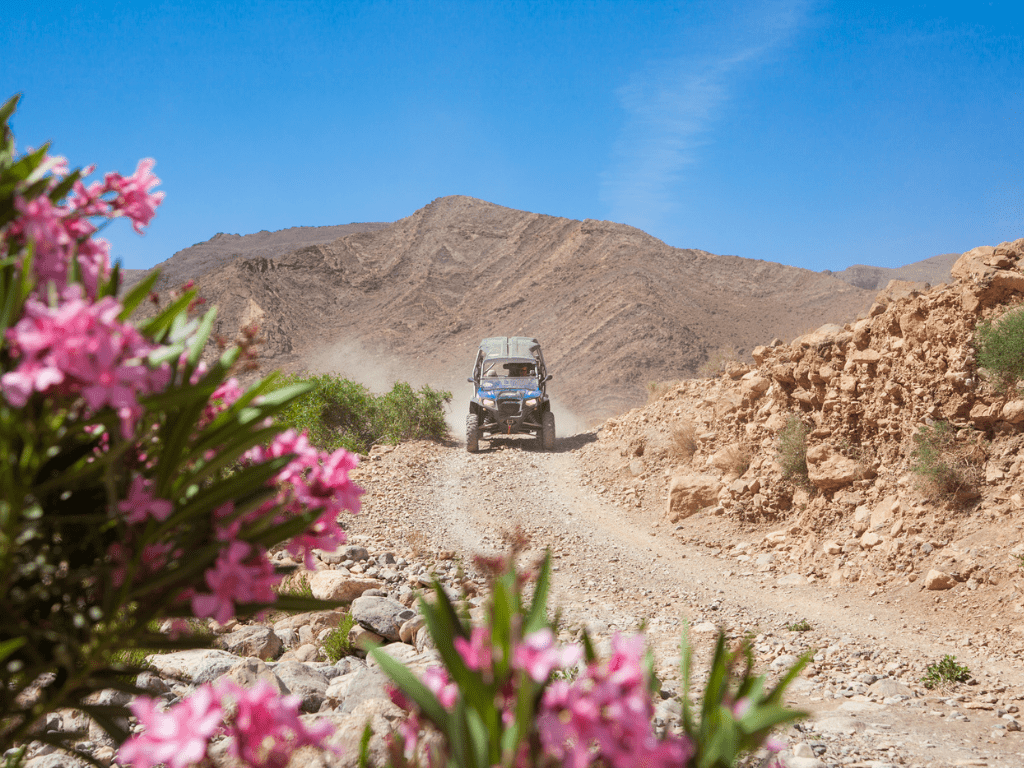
[3,1,1022,272]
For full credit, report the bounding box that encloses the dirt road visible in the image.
[349,434,1024,768]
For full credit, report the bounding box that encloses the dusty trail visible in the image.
[350,435,1024,768]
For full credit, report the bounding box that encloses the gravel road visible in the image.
[348,435,1024,768]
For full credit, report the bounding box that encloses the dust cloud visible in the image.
[308,339,589,440]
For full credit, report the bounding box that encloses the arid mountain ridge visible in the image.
[135,195,956,421]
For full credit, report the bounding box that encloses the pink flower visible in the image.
[513,628,583,682]
[118,476,173,524]
[191,541,281,624]
[106,158,165,234]
[421,666,458,708]
[218,679,336,768]
[454,626,492,672]
[118,685,223,768]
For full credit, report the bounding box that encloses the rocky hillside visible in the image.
[170,195,883,421]
[579,238,1024,645]
[829,252,957,291]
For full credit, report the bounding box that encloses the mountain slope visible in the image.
[178,195,880,421]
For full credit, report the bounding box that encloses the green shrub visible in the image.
[910,421,981,498]
[777,415,809,481]
[275,373,451,454]
[974,306,1024,391]
[787,619,812,632]
[322,613,355,662]
[921,654,971,689]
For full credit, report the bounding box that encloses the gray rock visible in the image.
[342,545,370,562]
[136,671,170,695]
[351,596,416,642]
[870,677,913,698]
[224,657,289,694]
[217,625,282,660]
[325,665,391,714]
[276,628,300,648]
[145,649,240,684]
[273,661,329,712]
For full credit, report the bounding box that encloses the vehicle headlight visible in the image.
[524,398,538,407]
[481,398,496,408]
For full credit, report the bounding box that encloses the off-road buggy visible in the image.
[466,337,554,452]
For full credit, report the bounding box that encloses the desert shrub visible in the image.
[276,572,314,599]
[322,613,356,662]
[921,654,971,689]
[698,345,740,377]
[276,373,451,454]
[722,443,753,476]
[776,415,809,481]
[787,619,812,632]
[670,421,699,462]
[974,305,1024,391]
[910,421,982,498]
[645,380,678,402]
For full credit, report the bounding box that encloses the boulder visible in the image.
[325,664,391,714]
[924,569,956,590]
[273,661,330,713]
[351,596,416,642]
[665,472,722,523]
[145,649,239,684]
[1002,400,1024,424]
[308,572,381,602]
[223,657,289,694]
[216,625,281,660]
[806,446,863,491]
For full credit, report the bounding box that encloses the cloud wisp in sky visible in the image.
[601,1,811,239]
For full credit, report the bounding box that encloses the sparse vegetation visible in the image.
[670,421,698,462]
[645,380,678,402]
[275,572,314,599]
[910,421,983,499]
[921,654,971,689]
[777,415,809,481]
[787,619,812,632]
[276,373,452,454]
[722,443,753,476]
[322,613,356,662]
[974,305,1024,392]
[698,345,741,377]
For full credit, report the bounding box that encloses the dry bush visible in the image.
[910,421,984,501]
[670,421,698,462]
[698,346,740,377]
[722,443,753,476]
[405,530,432,559]
[776,415,809,482]
[646,380,678,403]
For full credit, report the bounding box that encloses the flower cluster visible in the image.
[118,679,334,768]
[5,157,164,297]
[1,285,170,436]
[244,429,362,566]
[538,634,692,768]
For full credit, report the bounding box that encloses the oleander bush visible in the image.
[974,305,1024,392]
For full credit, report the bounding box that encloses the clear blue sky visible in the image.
[3,1,1022,272]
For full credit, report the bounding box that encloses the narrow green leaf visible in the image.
[523,550,551,634]
[186,306,218,366]
[0,93,20,125]
[371,647,450,728]
[118,270,161,318]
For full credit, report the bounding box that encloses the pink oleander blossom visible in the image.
[537,633,693,768]
[218,679,336,768]
[106,158,165,234]
[421,666,458,708]
[454,626,492,672]
[191,541,281,624]
[118,684,223,768]
[118,476,173,524]
[513,628,583,682]
[1,286,170,436]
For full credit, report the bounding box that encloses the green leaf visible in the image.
[0,93,20,125]
[0,637,26,664]
[186,306,218,366]
[523,550,551,634]
[371,647,450,728]
[118,270,160,318]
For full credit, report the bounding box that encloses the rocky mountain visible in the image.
[156,195,894,422]
[578,237,1024,645]
[828,251,959,291]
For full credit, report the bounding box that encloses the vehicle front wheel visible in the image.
[541,411,555,451]
[466,413,480,453]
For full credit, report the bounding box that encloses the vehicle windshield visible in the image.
[481,359,537,379]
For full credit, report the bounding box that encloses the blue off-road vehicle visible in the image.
[466,337,554,452]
